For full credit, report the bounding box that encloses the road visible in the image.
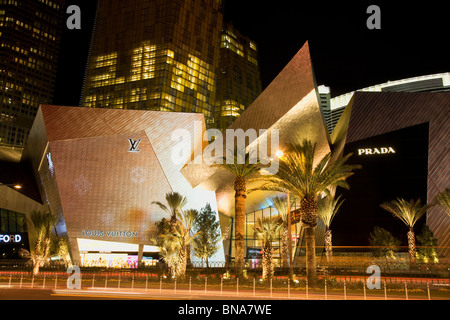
[0,285,447,300]
[3,287,441,320]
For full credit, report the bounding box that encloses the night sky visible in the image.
[54,0,450,106]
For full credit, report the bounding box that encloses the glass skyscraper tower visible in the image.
[0,0,65,146]
[215,22,262,130]
[81,0,224,127]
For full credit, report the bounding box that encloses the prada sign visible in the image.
[358,147,396,156]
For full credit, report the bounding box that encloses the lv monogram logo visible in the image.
[128,139,142,152]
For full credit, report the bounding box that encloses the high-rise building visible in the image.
[215,22,262,130]
[320,72,450,134]
[81,0,224,127]
[0,0,65,147]
[317,85,334,134]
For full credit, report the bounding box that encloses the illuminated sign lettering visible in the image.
[358,147,396,156]
[128,139,141,152]
[82,229,138,238]
[0,234,22,243]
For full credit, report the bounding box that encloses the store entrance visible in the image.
[77,238,160,268]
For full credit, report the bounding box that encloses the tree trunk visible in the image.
[32,258,41,276]
[43,237,51,260]
[32,236,51,276]
[173,245,187,279]
[186,243,191,266]
[407,228,417,264]
[300,195,318,284]
[234,187,246,274]
[305,227,317,285]
[169,262,177,279]
[324,228,333,264]
[32,237,42,275]
[169,215,178,233]
[262,241,273,280]
[281,222,289,268]
[300,196,318,228]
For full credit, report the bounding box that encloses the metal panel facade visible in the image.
[345,91,450,258]
[25,105,224,262]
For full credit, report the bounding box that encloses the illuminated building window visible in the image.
[220,33,244,57]
[219,99,244,117]
[83,37,217,123]
[247,56,258,66]
[95,52,117,62]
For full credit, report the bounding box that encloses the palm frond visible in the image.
[318,194,344,228]
[151,201,170,214]
[434,188,450,216]
[28,210,57,239]
[380,198,429,228]
[252,139,361,200]
[214,151,262,178]
[254,217,282,242]
[152,192,188,219]
[179,209,199,231]
[271,196,289,221]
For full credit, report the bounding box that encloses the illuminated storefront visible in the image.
[331,91,449,257]
[77,238,160,268]
[334,122,429,246]
[0,208,29,258]
[20,105,225,264]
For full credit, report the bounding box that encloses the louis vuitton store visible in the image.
[5,105,225,265]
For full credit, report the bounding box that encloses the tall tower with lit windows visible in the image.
[0,0,65,147]
[81,0,224,127]
[215,22,262,131]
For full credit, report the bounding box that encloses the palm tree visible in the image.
[380,198,430,263]
[177,208,199,274]
[156,231,182,279]
[258,140,360,284]
[318,194,344,264]
[152,192,188,232]
[154,210,199,279]
[215,152,261,274]
[28,210,58,275]
[271,196,290,268]
[434,188,450,217]
[254,217,282,280]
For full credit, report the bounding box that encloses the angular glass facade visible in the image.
[21,105,224,263]
[0,208,27,233]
